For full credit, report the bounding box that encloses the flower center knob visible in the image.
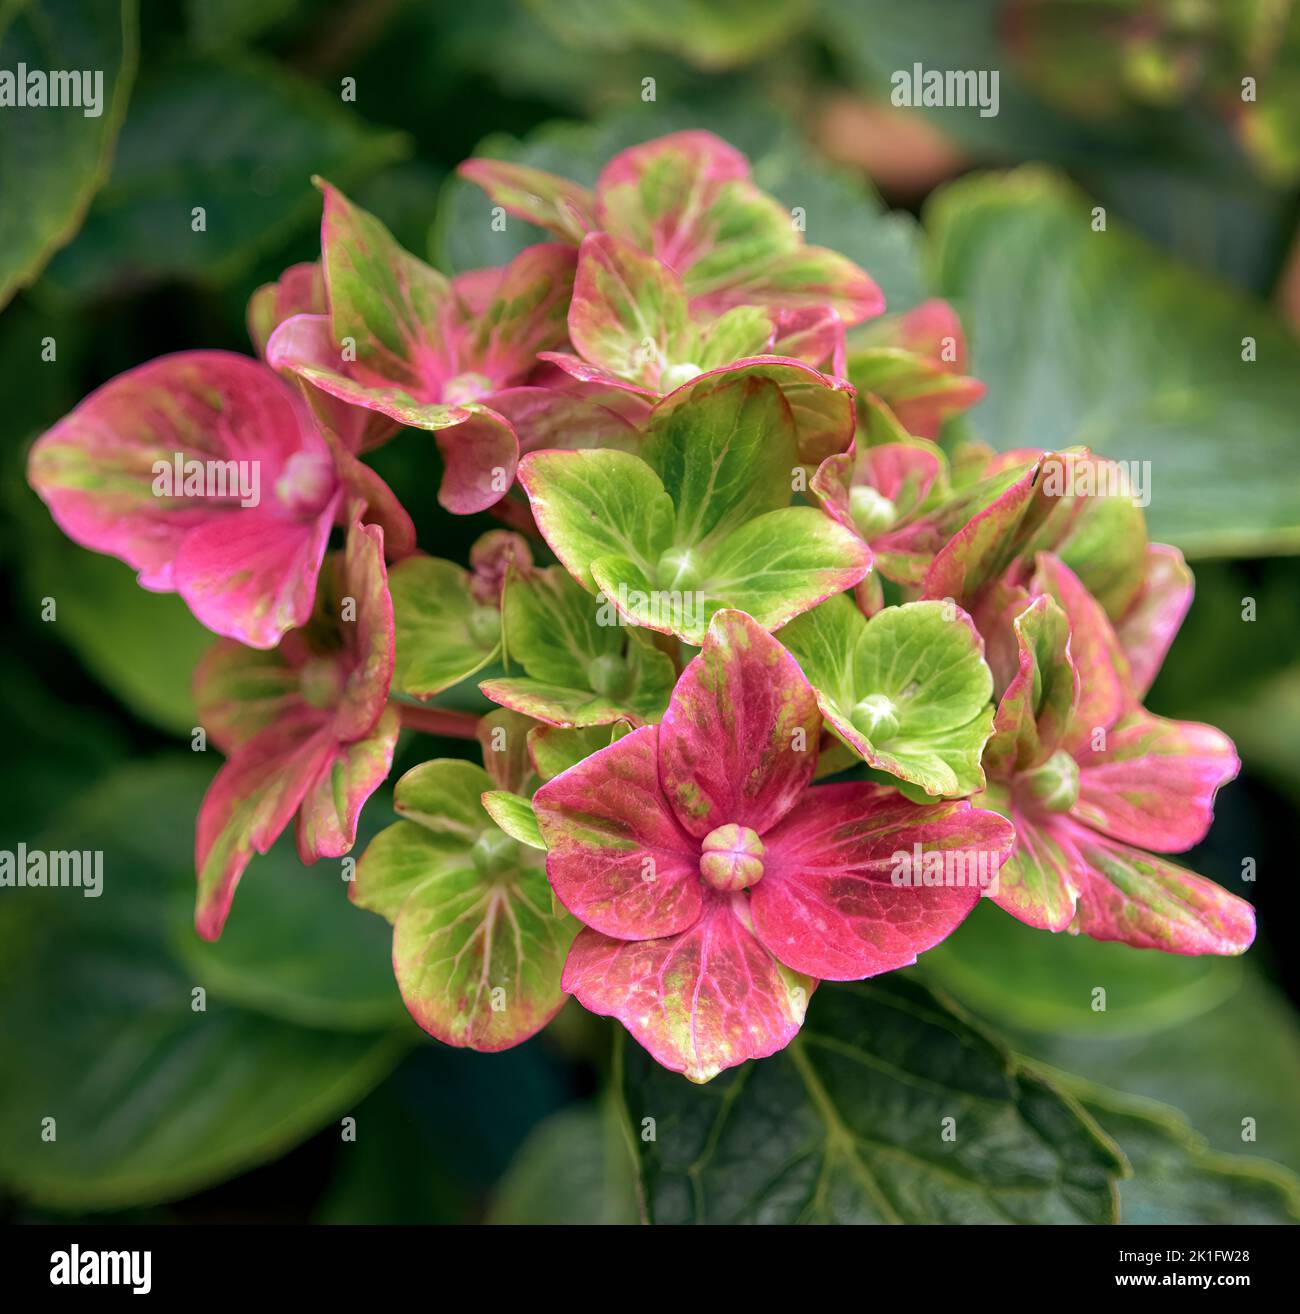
[587,653,632,699]
[849,486,898,538]
[471,828,519,876]
[1018,748,1080,814]
[699,823,765,892]
[467,605,501,648]
[656,547,700,591]
[276,451,336,516]
[850,693,901,743]
[660,361,702,392]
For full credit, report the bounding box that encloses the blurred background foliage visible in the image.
[2,0,1300,1223]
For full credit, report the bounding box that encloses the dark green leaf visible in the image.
[620,976,1122,1222]
[0,0,137,307]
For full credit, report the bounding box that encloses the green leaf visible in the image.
[929,168,1300,557]
[481,565,675,727]
[174,828,407,1032]
[354,760,578,1050]
[921,900,1241,1038]
[1041,1071,1300,1225]
[481,791,545,850]
[17,497,211,735]
[526,0,808,71]
[0,0,137,308]
[641,371,796,548]
[0,760,407,1210]
[619,976,1123,1223]
[1010,971,1300,1178]
[779,597,994,796]
[519,448,675,592]
[390,555,502,700]
[486,1101,639,1224]
[42,54,406,299]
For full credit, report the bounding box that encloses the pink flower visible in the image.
[533,609,1015,1081]
[192,516,400,939]
[460,131,883,325]
[979,553,1253,954]
[29,351,342,649]
[266,181,580,514]
[27,349,413,648]
[844,299,985,439]
[814,441,1049,613]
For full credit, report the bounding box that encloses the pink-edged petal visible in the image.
[174,490,340,649]
[568,232,691,389]
[692,246,884,326]
[534,350,657,396]
[896,299,970,371]
[561,895,811,1083]
[751,782,1013,979]
[263,313,398,453]
[318,179,458,394]
[532,725,703,940]
[487,385,640,457]
[457,242,577,384]
[1072,709,1239,853]
[992,804,1086,933]
[333,518,396,740]
[28,350,327,593]
[1030,552,1129,750]
[296,704,400,862]
[194,711,334,940]
[889,368,985,441]
[652,355,856,465]
[1063,823,1256,955]
[857,441,942,511]
[1117,544,1194,699]
[192,637,305,756]
[597,131,881,324]
[434,407,520,514]
[456,157,597,243]
[984,594,1077,778]
[596,130,753,272]
[265,312,474,432]
[772,305,847,374]
[248,261,325,358]
[919,459,1043,603]
[658,609,819,838]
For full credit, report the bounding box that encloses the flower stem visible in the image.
[396,703,480,739]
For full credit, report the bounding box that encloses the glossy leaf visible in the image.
[619,976,1124,1222]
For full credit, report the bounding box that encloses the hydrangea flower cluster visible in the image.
[27,131,1254,1083]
